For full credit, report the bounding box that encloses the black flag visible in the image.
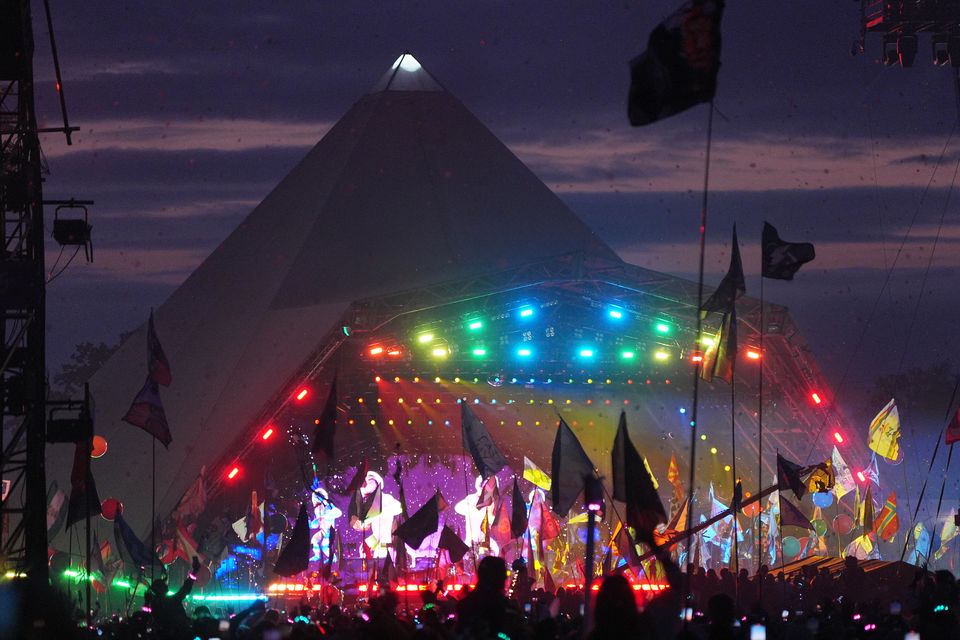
[762,222,816,281]
[311,378,337,459]
[147,311,172,386]
[461,403,508,479]
[393,491,447,550]
[779,496,814,531]
[612,412,667,536]
[510,478,528,539]
[273,503,311,577]
[701,225,745,317]
[551,418,596,516]
[438,525,471,563]
[777,453,806,500]
[628,0,726,126]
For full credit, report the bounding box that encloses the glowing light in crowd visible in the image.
[227,466,240,480]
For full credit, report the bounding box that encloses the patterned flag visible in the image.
[700,309,736,384]
[761,222,816,281]
[701,226,746,317]
[476,475,499,509]
[844,533,878,560]
[627,0,725,126]
[550,418,596,516]
[667,454,684,503]
[612,411,667,536]
[147,311,172,386]
[863,454,881,487]
[461,404,508,479]
[46,483,68,538]
[311,378,338,459]
[907,523,932,566]
[831,447,855,499]
[171,467,207,522]
[122,376,172,447]
[946,408,960,445]
[867,399,901,461]
[66,439,102,528]
[806,459,835,494]
[273,503,311,577]
[874,491,899,542]
[114,512,157,569]
[523,457,552,491]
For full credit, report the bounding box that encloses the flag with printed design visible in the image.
[831,447,855,499]
[700,309,736,384]
[462,403,508,479]
[523,457,552,491]
[122,377,172,447]
[806,459,834,494]
[761,222,816,281]
[867,399,901,461]
[863,454,880,487]
[667,454,684,503]
[874,491,898,542]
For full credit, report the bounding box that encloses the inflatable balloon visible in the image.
[812,491,834,508]
[100,497,123,521]
[91,435,108,458]
[194,565,212,587]
[782,536,801,559]
[832,514,854,535]
[812,518,828,538]
[741,501,760,518]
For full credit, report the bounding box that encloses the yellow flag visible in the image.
[867,398,901,461]
[523,456,552,491]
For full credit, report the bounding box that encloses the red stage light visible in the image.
[227,466,240,480]
[261,428,274,441]
[295,388,309,401]
[746,350,761,360]
[691,353,703,363]
[387,349,402,357]
[811,392,822,405]
[369,346,384,356]
[833,431,844,444]
[856,471,866,483]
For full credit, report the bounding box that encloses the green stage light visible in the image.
[655,322,672,335]
[579,348,594,358]
[620,350,635,360]
[467,319,483,331]
[471,347,487,357]
[517,347,532,357]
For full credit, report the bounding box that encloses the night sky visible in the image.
[34,1,960,436]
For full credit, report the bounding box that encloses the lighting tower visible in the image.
[1,0,89,586]
[856,0,960,68]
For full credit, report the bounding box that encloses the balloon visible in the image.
[741,494,760,517]
[832,514,854,535]
[812,518,828,538]
[812,491,834,508]
[194,565,212,588]
[782,536,800,559]
[91,436,108,458]
[101,498,123,521]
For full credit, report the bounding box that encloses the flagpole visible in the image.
[151,438,156,583]
[729,362,739,599]
[85,440,92,628]
[757,274,764,575]
[684,98,715,610]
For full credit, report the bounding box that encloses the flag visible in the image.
[394,491,446,550]
[844,533,878,561]
[542,566,556,594]
[701,225,745,317]
[322,527,337,579]
[862,485,875,532]
[89,528,107,581]
[530,490,561,541]
[171,467,207,522]
[806,459,835,494]
[779,496,814,531]
[345,460,370,496]
[438,525,470,563]
[66,439,102,528]
[232,500,265,543]
[147,311,172,386]
[490,497,514,548]
[461,403,508,479]
[667,454,684,503]
[611,520,642,567]
[274,503,311,577]
[907,523,932,566]
[627,0,725,126]
[831,447,855,499]
[863,454,881,487]
[523,457,552,491]
[511,478,528,539]
[700,308,736,384]
[476,475,499,509]
[114,512,157,569]
[312,378,338,459]
[874,491,899,542]
[122,377,172,447]
[777,453,806,500]
[761,222,816,281]
[550,417,596,516]
[653,497,688,550]
[612,411,667,535]
[867,399,901,461]
[47,483,68,538]
[946,408,960,445]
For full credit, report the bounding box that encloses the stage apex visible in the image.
[370,52,443,93]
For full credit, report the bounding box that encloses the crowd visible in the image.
[5,555,960,640]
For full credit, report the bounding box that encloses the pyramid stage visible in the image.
[50,54,852,596]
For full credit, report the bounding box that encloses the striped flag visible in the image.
[523,457,551,491]
[874,491,899,542]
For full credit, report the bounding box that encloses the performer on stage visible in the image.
[349,470,402,559]
[309,487,342,563]
[455,475,500,556]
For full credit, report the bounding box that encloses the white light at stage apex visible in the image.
[392,54,422,72]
